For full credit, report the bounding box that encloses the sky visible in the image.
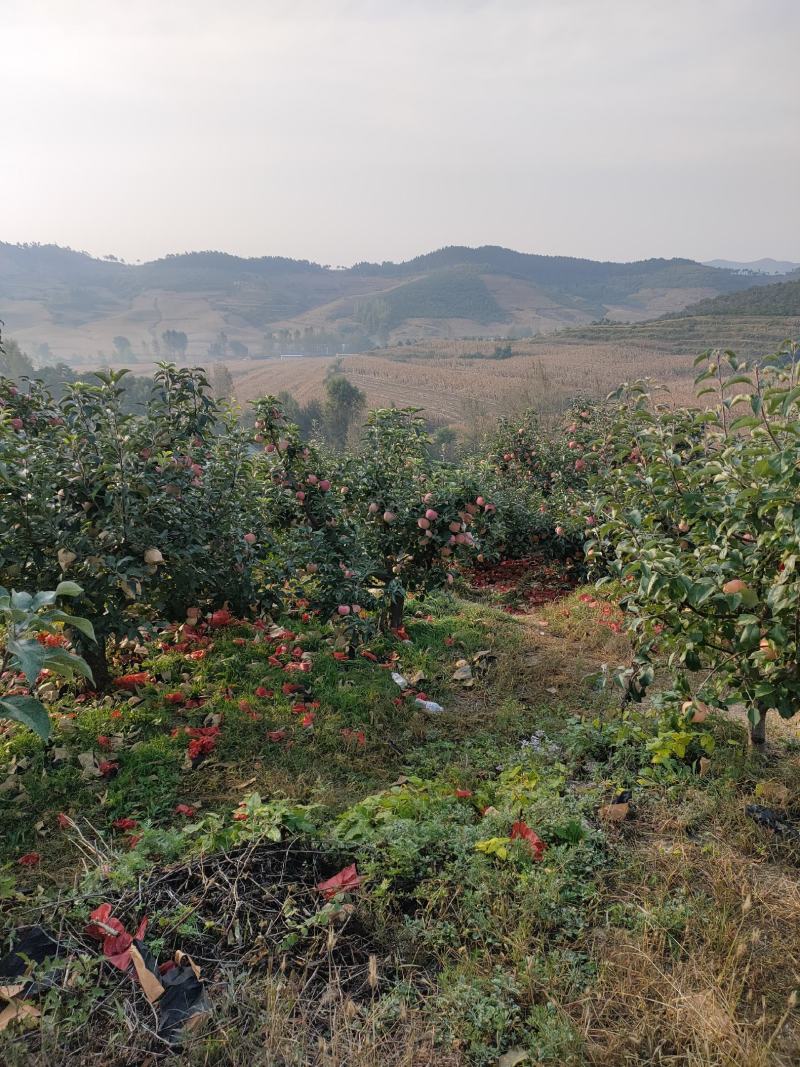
[1,0,798,266]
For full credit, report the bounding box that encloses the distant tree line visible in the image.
[1,334,170,413]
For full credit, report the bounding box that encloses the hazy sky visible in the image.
[1,0,798,265]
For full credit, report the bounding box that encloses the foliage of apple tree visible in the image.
[344,408,492,626]
[474,401,611,561]
[0,582,95,739]
[252,395,376,629]
[254,401,492,628]
[586,344,800,743]
[0,365,270,686]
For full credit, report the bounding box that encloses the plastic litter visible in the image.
[415,698,445,714]
[0,926,63,1032]
[130,940,211,1045]
[745,803,800,840]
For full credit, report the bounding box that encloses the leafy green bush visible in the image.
[587,343,800,742]
[0,365,270,683]
[0,582,94,738]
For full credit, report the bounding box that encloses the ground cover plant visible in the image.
[1,345,800,1065]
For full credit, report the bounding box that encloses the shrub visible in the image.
[345,409,491,626]
[587,344,800,743]
[0,366,268,684]
[0,582,94,739]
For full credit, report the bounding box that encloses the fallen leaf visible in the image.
[755,781,790,807]
[77,751,102,778]
[498,1051,529,1067]
[0,1000,41,1031]
[599,802,630,822]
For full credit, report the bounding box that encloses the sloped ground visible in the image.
[1,565,799,1065]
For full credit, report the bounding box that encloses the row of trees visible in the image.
[31,321,376,368]
[0,356,597,689]
[9,327,800,746]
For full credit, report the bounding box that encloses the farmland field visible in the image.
[229,314,800,428]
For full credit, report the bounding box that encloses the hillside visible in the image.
[703,257,800,275]
[0,241,789,362]
[677,275,800,317]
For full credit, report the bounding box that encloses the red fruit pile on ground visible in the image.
[467,555,577,614]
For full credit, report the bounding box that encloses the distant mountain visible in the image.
[703,258,800,275]
[679,274,800,317]
[0,241,793,362]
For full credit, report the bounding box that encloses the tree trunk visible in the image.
[389,594,405,630]
[750,702,767,746]
[72,631,111,692]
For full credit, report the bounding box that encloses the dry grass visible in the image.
[583,813,800,1066]
[231,355,335,406]
[340,343,698,423]
[505,592,800,1066]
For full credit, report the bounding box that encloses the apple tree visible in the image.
[587,345,800,744]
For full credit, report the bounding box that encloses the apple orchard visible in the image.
[2,344,800,752]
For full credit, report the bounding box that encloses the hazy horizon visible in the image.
[2,0,798,266]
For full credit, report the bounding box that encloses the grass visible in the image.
[1,582,800,1064]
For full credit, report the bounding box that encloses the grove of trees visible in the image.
[2,337,800,746]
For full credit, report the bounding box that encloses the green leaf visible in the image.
[41,647,94,683]
[45,610,96,642]
[0,696,50,740]
[54,581,83,598]
[781,385,800,415]
[31,591,57,610]
[10,591,33,611]
[728,415,761,432]
[6,638,49,688]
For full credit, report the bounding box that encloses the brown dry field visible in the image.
[73,316,798,431]
[230,340,700,429]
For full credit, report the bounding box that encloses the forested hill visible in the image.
[0,240,793,360]
[678,274,800,317]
